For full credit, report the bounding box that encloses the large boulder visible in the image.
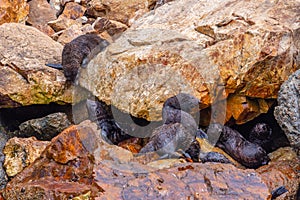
[274,69,300,155]
[0,23,73,108]
[3,120,270,199]
[79,0,300,124]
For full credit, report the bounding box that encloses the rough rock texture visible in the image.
[3,120,270,199]
[80,0,300,123]
[17,112,71,140]
[3,122,103,199]
[61,2,86,20]
[256,147,300,199]
[0,23,73,108]
[274,69,300,155]
[27,0,57,36]
[85,0,150,26]
[3,137,49,177]
[0,126,8,189]
[0,0,29,25]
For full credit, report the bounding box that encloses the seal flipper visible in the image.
[45,63,63,70]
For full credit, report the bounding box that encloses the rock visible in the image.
[27,0,57,36]
[274,69,300,155]
[61,2,86,20]
[79,0,300,124]
[0,0,29,25]
[256,147,300,200]
[17,112,71,140]
[85,0,150,26]
[3,120,271,199]
[0,126,8,189]
[94,162,270,199]
[0,23,73,108]
[92,17,128,38]
[2,122,103,199]
[56,23,96,44]
[48,15,79,32]
[49,0,62,15]
[3,137,49,177]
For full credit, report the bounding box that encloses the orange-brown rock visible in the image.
[3,123,103,199]
[256,147,300,199]
[3,120,271,199]
[0,23,73,108]
[61,2,86,20]
[94,162,270,199]
[27,0,57,36]
[0,0,29,25]
[86,0,150,26]
[79,0,299,124]
[3,137,49,177]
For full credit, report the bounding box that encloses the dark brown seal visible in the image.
[46,34,109,82]
[212,123,270,168]
[139,93,200,157]
[86,98,132,145]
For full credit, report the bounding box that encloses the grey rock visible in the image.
[0,125,8,189]
[17,112,71,140]
[274,69,300,155]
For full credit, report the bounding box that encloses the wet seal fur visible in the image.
[86,98,132,145]
[212,123,270,168]
[139,93,200,157]
[46,34,109,82]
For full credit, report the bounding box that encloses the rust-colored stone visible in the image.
[0,0,29,25]
[94,162,270,199]
[3,123,103,199]
[61,2,86,20]
[256,147,300,199]
[3,120,272,199]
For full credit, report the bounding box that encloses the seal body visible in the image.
[86,99,132,144]
[140,93,200,157]
[214,124,270,168]
[62,34,109,82]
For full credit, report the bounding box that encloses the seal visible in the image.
[86,98,132,145]
[139,93,200,157]
[213,123,270,168]
[46,34,109,82]
[248,123,273,152]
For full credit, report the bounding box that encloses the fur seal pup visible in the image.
[139,93,200,157]
[212,123,270,168]
[86,98,132,145]
[46,34,109,82]
[248,123,272,152]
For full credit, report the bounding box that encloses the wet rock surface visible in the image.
[274,69,300,155]
[256,147,300,199]
[0,23,73,108]
[16,112,71,140]
[80,0,300,124]
[3,121,271,199]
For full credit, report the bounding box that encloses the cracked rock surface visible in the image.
[0,23,73,108]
